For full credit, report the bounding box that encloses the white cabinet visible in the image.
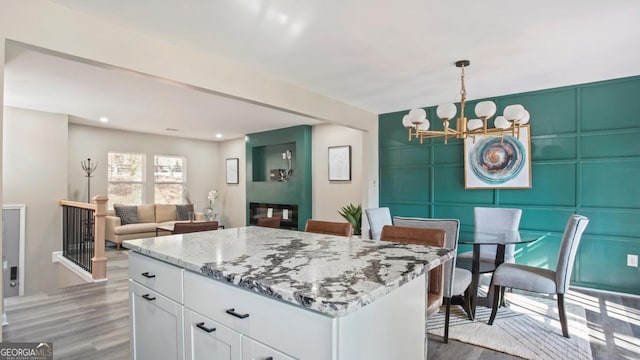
[184,309,242,360]
[130,281,184,360]
[129,252,185,360]
[129,252,427,360]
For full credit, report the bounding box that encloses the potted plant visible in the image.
[338,203,362,236]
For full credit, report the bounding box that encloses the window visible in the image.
[108,152,145,206]
[154,155,186,204]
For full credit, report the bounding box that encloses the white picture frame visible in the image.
[328,145,351,181]
[226,158,239,184]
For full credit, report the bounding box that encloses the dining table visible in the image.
[456,228,549,319]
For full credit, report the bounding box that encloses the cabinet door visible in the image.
[185,309,242,360]
[130,281,184,360]
[242,337,296,360]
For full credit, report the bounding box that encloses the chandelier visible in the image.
[402,60,531,144]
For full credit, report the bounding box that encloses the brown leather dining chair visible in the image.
[380,225,446,319]
[256,216,281,228]
[393,217,471,343]
[172,221,219,234]
[304,219,352,237]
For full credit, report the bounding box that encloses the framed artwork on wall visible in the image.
[328,145,351,181]
[226,158,239,184]
[464,125,532,189]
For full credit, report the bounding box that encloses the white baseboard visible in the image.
[52,251,107,283]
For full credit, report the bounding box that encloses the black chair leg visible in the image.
[444,297,451,343]
[463,289,473,320]
[500,286,507,307]
[557,293,570,338]
[488,285,501,325]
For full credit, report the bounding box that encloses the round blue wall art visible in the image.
[468,135,526,185]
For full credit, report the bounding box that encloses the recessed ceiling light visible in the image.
[216,133,222,138]
[99,117,109,123]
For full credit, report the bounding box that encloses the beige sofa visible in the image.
[105,204,202,249]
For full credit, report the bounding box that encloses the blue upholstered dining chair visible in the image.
[393,217,472,343]
[365,207,392,240]
[457,207,523,272]
[487,215,589,338]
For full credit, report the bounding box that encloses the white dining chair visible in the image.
[365,207,392,240]
[488,215,589,338]
[457,207,523,272]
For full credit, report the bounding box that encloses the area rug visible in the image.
[427,292,593,360]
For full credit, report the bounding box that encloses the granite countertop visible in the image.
[123,226,454,317]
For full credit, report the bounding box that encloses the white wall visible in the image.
[3,107,68,295]
[312,124,364,227]
[68,123,220,212]
[217,138,246,228]
[0,41,4,339]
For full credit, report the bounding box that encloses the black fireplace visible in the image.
[249,202,298,230]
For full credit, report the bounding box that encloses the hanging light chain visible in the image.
[460,64,467,104]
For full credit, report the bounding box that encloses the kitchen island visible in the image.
[123,226,454,360]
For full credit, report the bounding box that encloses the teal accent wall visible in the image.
[246,125,312,230]
[379,76,640,295]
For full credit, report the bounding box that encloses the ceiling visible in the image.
[3,44,321,141]
[5,0,640,140]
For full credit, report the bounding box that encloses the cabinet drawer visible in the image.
[129,252,183,303]
[242,336,296,360]
[184,271,334,360]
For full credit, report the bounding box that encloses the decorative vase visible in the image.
[204,207,215,221]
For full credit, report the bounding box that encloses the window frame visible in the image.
[153,154,187,205]
[107,151,146,206]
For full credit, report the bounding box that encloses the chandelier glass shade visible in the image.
[402,60,531,144]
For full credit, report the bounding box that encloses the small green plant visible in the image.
[338,203,362,235]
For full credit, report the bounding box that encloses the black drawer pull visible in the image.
[142,294,156,301]
[141,272,156,278]
[226,308,249,319]
[196,322,216,333]
[265,357,273,360]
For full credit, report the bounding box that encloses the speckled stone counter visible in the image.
[123,226,454,317]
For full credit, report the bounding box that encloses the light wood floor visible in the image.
[3,248,131,360]
[4,248,639,360]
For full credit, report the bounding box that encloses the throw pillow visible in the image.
[115,205,139,225]
[176,204,194,221]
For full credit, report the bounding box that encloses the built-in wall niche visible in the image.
[249,202,298,230]
[251,142,296,182]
